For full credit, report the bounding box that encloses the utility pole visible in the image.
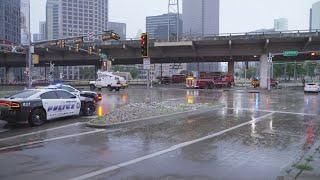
[168,0,180,42]
[26,1,32,88]
[267,53,274,91]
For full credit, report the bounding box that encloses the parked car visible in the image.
[304,83,320,93]
[0,89,95,126]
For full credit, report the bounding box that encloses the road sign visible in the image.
[30,46,34,54]
[87,32,94,41]
[143,58,151,70]
[32,54,40,64]
[283,51,298,57]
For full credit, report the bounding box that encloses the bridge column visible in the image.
[228,61,234,75]
[260,54,268,89]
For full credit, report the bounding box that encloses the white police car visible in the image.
[0,89,95,126]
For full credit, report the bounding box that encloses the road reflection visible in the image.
[96,92,129,116]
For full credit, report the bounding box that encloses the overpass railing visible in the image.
[167,29,320,42]
[98,29,320,44]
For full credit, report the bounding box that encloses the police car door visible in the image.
[40,91,62,120]
[56,90,81,117]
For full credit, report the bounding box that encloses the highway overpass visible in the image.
[1,30,320,67]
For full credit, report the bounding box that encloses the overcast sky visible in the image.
[31,0,319,37]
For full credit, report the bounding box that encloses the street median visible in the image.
[86,102,224,129]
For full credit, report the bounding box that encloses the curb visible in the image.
[85,105,224,129]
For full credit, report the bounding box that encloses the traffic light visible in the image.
[75,44,80,52]
[58,39,65,48]
[88,46,93,54]
[140,33,148,57]
[74,37,84,44]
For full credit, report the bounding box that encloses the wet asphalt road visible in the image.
[0,87,319,180]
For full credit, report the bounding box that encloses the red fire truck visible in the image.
[186,72,235,89]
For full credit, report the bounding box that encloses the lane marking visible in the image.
[0,122,85,142]
[0,129,105,151]
[226,107,318,116]
[70,112,274,180]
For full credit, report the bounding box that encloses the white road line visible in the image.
[0,129,105,151]
[0,122,85,142]
[226,107,318,116]
[70,112,274,180]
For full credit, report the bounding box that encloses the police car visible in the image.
[0,89,95,126]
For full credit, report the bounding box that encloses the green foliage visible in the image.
[293,163,313,171]
[273,62,319,80]
[240,67,258,79]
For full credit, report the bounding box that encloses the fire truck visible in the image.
[186,72,235,89]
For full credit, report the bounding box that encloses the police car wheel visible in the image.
[29,109,46,126]
[84,102,95,116]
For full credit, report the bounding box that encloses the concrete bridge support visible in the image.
[228,61,234,75]
[260,54,268,89]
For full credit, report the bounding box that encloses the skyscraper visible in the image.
[45,0,109,80]
[183,0,219,36]
[0,0,21,44]
[107,22,127,40]
[39,21,47,40]
[146,13,182,40]
[274,18,288,31]
[33,21,47,42]
[46,0,59,40]
[46,0,108,39]
[20,0,30,45]
[310,1,320,30]
[183,0,221,73]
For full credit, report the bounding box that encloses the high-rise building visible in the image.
[33,21,47,42]
[146,13,183,40]
[0,0,21,44]
[20,0,30,45]
[33,33,41,42]
[46,0,59,40]
[46,0,108,40]
[182,0,219,36]
[107,22,126,40]
[46,0,109,80]
[183,0,221,73]
[274,18,288,31]
[39,21,47,40]
[310,1,320,30]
